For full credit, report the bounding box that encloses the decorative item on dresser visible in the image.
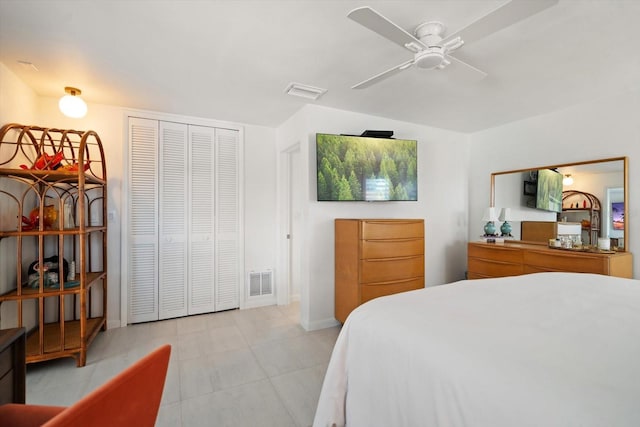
[481,207,499,236]
[467,241,632,280]
[0,124,107,367]
[334,219,424,323]
[498,207,512,237]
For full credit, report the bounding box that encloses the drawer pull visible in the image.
[470,258,519,266]
[364,238,422,243]
[364,276,424,286]
[365,255,422,262]
[364,221,421,225]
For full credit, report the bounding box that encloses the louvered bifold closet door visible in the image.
[128,118,159,323]
[215,128,240,310]
[159,121,188,319]
[188,125,216,314]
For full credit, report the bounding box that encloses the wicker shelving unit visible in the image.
[561,190,601,246]
[0,123,107,367]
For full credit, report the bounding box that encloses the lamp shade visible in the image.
[563,174,573,186]
[59,87,87,118]
[499,208,512,222]
[482,207,499,222]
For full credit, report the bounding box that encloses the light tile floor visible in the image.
[25,302,340,427]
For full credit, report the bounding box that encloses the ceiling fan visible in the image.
[347,0,558,89]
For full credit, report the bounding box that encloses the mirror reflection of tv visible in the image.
[316,133,417,201]
[535,169,563,213]
[612,202,624,230]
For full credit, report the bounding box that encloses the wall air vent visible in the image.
[248,270,274,297]
[284,82,327,100]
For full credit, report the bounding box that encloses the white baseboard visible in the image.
[107,319,122,329]
[243,295,278,309]
[302,317,340,332]
[289,293,300,302]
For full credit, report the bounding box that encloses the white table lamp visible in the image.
[482,207,499,236]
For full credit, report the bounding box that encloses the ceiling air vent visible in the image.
[284,82,327,100]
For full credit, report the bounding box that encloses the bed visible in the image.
[313,272,640,427]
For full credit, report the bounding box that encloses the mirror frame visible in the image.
[490,156,628,250]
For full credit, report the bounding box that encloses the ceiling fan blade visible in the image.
[352,59,414,89]
[348,6,426,52]
[446,55,488,81]
[442,0,558,46]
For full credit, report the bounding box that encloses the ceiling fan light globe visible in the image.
[415,49,445,70]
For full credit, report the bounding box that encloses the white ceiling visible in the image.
[1,0,639,132]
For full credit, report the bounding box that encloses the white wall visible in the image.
[0,63,38,125]
[469,88,640,275]
[243,124,278,298]
[277,105,470,330]
[0,63,279,327]
[0,63,40,329]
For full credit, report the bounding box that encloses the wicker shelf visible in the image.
[0,167,105,185]
[0,123,108,367]
[561,190,601,246]
[25,317,105,364]
[0,226,106,238]
[0,272,106,300]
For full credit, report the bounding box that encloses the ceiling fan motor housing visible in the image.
[414,21,446,45]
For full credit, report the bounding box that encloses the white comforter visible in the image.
[313,272,640,427]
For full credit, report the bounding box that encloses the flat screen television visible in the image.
[316,133,417,201]
[612,202,624,230]
[535,169,563,213]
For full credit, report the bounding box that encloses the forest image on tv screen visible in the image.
[316,134,417,201]
[535,169,563,213]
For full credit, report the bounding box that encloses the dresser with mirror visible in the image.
[469,157,632,279]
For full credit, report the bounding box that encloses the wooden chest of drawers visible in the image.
[468,242,632,280]
[0,328,26,405]
[335,219,425,323]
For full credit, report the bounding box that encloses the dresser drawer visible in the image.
[524,250,607,274]
[0,346,12,379]
[467,242,633,282]
[361,238,423,259]
[468,257,523,278]
[361,277,424,304]
[360,255,424,283]
[0,370,13,405]
[0,328,25,405]
[361,220,423,240]
[468,243,522,264]
[467,272,492,280]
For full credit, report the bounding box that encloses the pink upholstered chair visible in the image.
[0,344,171,427]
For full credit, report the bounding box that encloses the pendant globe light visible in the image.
[59,86,87,118]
